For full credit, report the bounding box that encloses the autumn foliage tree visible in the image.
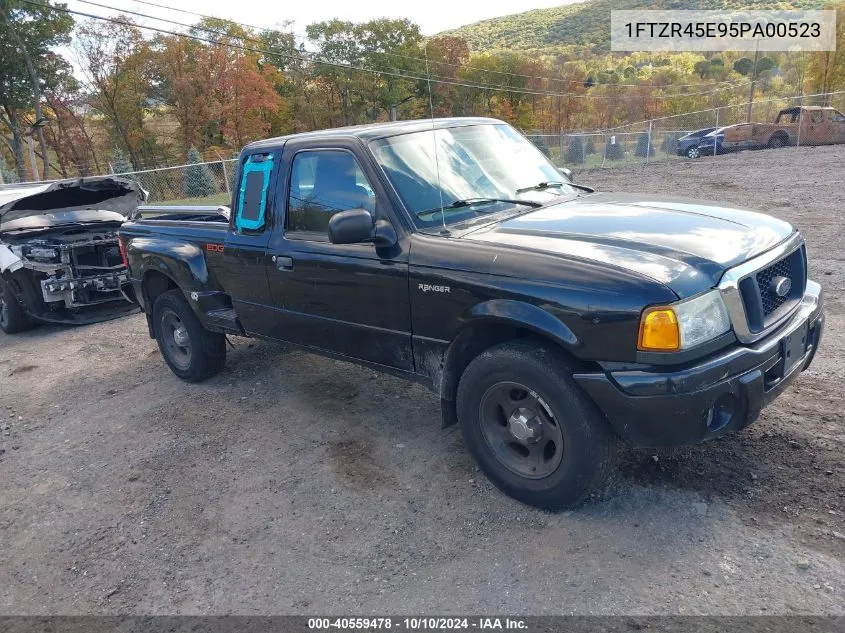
[75,18,160,169]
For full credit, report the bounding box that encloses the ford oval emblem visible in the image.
[771,276,792,298]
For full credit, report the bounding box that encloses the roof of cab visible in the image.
[243,117,503,152]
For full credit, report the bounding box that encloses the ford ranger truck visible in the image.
[119,118,824,510]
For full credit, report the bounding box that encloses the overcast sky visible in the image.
[65,0,583,36]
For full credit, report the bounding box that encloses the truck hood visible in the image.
[462,192,794,298]
[0,177,145,229]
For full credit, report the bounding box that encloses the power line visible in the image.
[62,1,568,96]
[103,0,744,90]
[40,1,751,101]
[75,0,587,93]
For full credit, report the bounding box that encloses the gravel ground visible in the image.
[0,145,843,615]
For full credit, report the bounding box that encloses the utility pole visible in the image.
[746,42,760,123]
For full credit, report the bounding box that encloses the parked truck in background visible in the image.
[721,105,845,152]
[119,117,824,510]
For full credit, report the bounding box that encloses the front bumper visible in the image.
[41,270,132,308]
[574,280,824,447]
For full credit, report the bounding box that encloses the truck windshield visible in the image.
[369,123,576,228]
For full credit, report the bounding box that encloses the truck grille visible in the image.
[739,244,807,333]
[756,256,794,316]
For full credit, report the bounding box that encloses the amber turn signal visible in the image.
[638,307,680,351]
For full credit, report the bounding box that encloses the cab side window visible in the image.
[811,111,824,124]
[287,150,375,235]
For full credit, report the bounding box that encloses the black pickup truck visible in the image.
[119,118,824,509]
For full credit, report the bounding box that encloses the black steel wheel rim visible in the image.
[478,381,565,480]
[160,308,192,370]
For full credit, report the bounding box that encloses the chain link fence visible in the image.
[112,158,238,206]
[9,90,845,194]
[527,90,845,170]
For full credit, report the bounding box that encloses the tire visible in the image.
[456,340,617,511]
[686,146,701,159]
[152,289,226,382]
[768,135,787,149]
[0,277,35,334]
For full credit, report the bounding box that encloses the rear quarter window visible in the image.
[235,154,274,231]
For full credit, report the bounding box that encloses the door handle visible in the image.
[272,255,294,271]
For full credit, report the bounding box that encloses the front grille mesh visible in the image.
[738,244,806,334]
[756,256,794,316]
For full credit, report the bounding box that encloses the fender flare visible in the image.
[439,299,580,402]
[131,237,211,295]
[130,238,215,332]
[464,299,579,346]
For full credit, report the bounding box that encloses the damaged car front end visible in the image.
[0,177,144,333]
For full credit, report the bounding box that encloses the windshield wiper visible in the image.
[515,181,567,194]
[416,197,541,219]
[517,180,595,195]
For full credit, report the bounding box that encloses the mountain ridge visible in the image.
[443,0,827,55]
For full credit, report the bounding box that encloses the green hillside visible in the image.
[445,0,826,55]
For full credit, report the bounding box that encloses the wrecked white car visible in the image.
[0,177,144,334]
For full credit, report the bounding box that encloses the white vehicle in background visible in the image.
[0,177,144,334]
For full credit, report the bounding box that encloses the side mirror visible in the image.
[328,209,397,248]
[328,208,374,244]
[557,167,574,182]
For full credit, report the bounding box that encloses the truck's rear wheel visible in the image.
[456,341,617,510]
[153,289,225,382]
[0,277,35,334]
[768,134,787,149]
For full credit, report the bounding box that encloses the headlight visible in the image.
[24,246,59,262]
[638,290,731,352]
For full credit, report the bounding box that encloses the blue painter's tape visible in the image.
[236,154,274,231]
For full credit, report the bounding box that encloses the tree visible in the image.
[806,2,845,99]
[733,57,754,76]
[425,35,470,116]
[111,147,134,174]
[564,136,585,164]
[584,136,596,155]
[184,147,217,198]
[75,18,159,169]
[43,74,101,177]
[0,0,73,179]
[152,34,217,152]
[756,57,777,74]
[693,60,712,79]
[0,155,19,183]
[604,138,625,160]
[218,49,284,148]
[634,131,655,157]
[307,18,424,124]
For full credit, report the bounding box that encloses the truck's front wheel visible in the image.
[0,277,34,334]
[456,341,617,510]
[153,289,226,382]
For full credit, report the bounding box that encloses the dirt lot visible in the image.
[1,145,843,615]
